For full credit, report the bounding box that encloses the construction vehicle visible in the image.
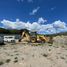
[37,35,53,43]
[19,30,37,43]
[19,29,53,43]
[19,30,30,42]
[29,32,37,43]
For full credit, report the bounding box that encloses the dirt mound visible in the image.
[53,35,67,45]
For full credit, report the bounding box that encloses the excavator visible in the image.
[19,30,53,43]
[29,32,37,43]
[38,35,53,43]
[19,30,37,43]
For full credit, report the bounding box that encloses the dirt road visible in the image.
[0,43,67,67]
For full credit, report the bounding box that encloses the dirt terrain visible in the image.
[0,35,67,67]
[0,42,67,67]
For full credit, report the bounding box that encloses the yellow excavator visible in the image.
[19,30,53,43]
[29,32,37,43]
[37,35,53,43]
[19,30,37,43]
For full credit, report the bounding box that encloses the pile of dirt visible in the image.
[53,35,67,45]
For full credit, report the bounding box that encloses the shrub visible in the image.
[14,57,18,59]
[43,54,48,57]
[14,60,18,63]
[14,57,18,63]
[6,59,11,63]
[0,61,4,65]
[49,49,51,51]
[60,56,65,59]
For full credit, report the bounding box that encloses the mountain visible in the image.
[0,28,20,34]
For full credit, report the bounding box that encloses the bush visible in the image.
[14,57,18,63]
[0,61,4,65]
[49,49,51,51]
[14,60,18,63]
[14,57,18,59]
[6,59,11,63]
[60,56,65,59]
[43,54,48,57]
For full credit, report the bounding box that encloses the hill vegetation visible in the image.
[0,28,67,36]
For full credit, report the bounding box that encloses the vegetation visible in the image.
[5,59,11,63]
[60,56,65,59]
[14,57,18,59]
[0,28,20,34]
[0,61,4,65]
[14,60,18,63]
[14,57,18,63]
[0,28,67,36]
[42,54,48,57]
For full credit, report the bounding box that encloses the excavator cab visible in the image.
[29,32,37,43]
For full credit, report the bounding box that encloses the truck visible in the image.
[4,36,15,43]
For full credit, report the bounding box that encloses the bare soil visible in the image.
[0,43,67,67]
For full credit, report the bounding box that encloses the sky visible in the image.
[0,0,67,34]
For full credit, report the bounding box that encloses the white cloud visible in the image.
[16,18,20,22]
[53,20,66,29]
[1,19,67,34]
[1,19,16,29]
[15,21,26,29]
[37,20,67,34]
[51,7,56,11]
[38,17,47,24]
[25,22,40,31]
[1,19,25,29]
[30,7,40,15]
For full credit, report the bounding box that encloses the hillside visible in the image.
[0,28,20,34]
[0,28,67,36]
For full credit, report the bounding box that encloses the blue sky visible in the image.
[0,0,67,34]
